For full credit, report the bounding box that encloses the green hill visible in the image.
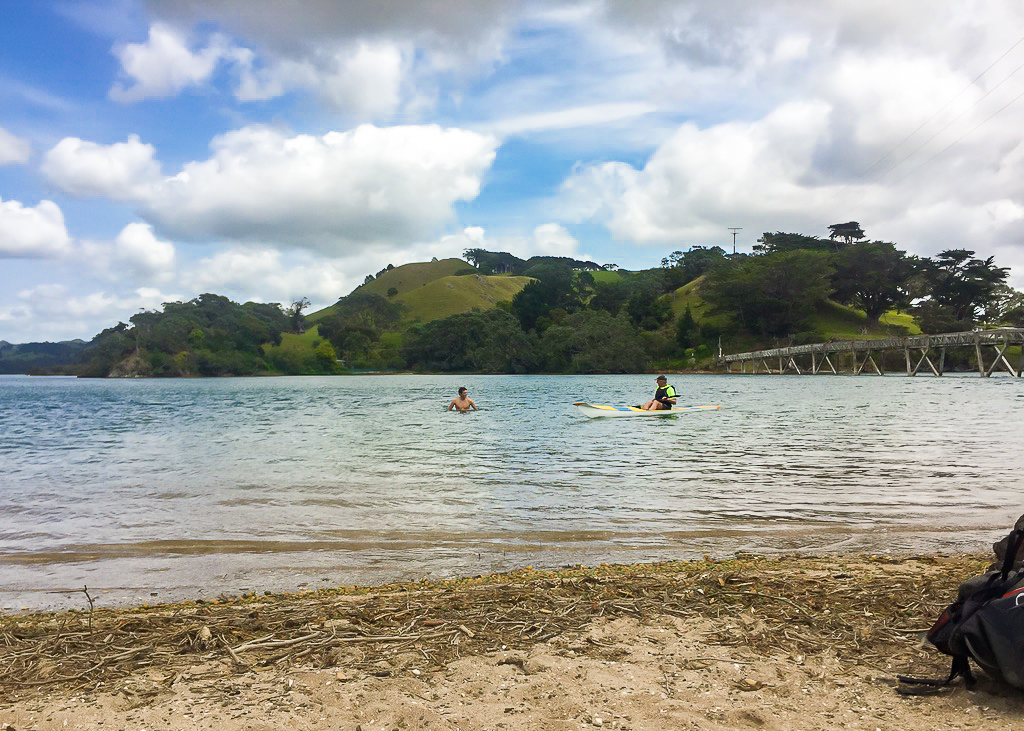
[662,274,920,357]
[307,258,468,322]
[309,258,532,327]
[396,274,532,324]
[358,258,470,298]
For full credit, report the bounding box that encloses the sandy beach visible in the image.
[3,552,1024,731]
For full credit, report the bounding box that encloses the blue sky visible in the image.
[3,0,1024,342]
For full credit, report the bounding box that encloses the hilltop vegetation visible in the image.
[0,339,87,374]
[14,224,1024,377]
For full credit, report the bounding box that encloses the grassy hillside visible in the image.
[359,258,470,298]
[805,300,921,339]
[661,275,921,357]
[309,258,532,327]
[396,274,532,324]
[307,258,470,322]
[591,270,624,284]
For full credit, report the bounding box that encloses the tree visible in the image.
[538,310,647,373]
[982,285,1024,325]
[701,250,834,337]
[675,304,698,349]
[827,222,866,249]
[401,310,537,373]
[921,249,1009,323]
[589,280,630,316]
[625,287,673,330]
[463,248,526,274]
[754,232,824,255]
[830,242,914,323]
[78,295,290,377]
[286,297,311,333]
[510,264,589,331]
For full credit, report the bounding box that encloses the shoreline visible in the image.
[5,551,1024,731]
[1,524,1004,614]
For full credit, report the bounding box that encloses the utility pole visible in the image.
[728,227,742,255]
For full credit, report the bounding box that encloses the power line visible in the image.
[867,56,1024,185]
[854,32,1024,182]
[886,84,1024,187]
[823,31,1024,213]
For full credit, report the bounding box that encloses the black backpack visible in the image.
[898,515,1024,694]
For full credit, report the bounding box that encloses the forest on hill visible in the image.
[10,223,1023,377]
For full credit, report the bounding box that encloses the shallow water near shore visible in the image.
[1,372,1021,610]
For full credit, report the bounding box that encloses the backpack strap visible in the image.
[897,656,975,695]
[999,527,1024,579]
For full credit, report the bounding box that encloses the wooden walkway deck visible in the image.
[719,328,1024,377]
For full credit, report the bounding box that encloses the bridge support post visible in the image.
[983,339,1019,377]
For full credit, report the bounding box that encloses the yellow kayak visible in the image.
[573,402,721,418]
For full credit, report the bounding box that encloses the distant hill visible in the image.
[394,273,532,324]
[309,258,532,326]
[0,339,88,374]
[358,258,471,297]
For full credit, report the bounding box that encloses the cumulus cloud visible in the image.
[110,22,240,102]
[1,283,176,341]
[146,0,515,55]
[180,247,351,306]
[434,223,585,262]
[139,124,498,253]
[41,135,162,199]
[41,125,497,253]
[81,223,177,282]
[0,127,31,165]
[127,2,515,114]
[559,101,834,243]
[235,41,405,119]
[0,197,72,258]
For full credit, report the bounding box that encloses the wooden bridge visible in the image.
[719,328,1024,377]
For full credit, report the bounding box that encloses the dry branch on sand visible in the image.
[0,552,990,706]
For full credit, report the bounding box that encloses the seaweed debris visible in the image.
[0,552,988,704]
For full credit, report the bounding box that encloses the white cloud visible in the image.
[110,22,238,102]
[41,135,162,199]
[487,102,657,136]
[559,101,833,243]
[114,223,176,273]
[180,247,350,306]
[1,283,176,341]
[146,0,515,57]
[433,223,584,262]
[236,41,405,119]
[0,127,31,165]
[81,223,177,282]
[141,124,498,253]
[0,197,72,258]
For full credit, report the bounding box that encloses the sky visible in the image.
[2,0,1024,343]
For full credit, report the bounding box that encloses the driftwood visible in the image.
[0,553,987,703]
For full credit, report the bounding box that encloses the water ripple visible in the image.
[1,373,1021,608]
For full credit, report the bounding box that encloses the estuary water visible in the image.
[1,372,1021,610]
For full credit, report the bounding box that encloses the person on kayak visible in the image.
[447,386,478,412]
[641,376,676,410]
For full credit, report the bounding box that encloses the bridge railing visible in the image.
[718,327,1024,377]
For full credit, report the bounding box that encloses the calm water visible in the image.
[1,373,1021,610]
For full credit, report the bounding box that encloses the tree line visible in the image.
[59,222,1024,377]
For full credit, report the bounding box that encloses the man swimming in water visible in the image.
[447,386,478,412]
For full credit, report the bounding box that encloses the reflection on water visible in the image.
[1,373,1021,609]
